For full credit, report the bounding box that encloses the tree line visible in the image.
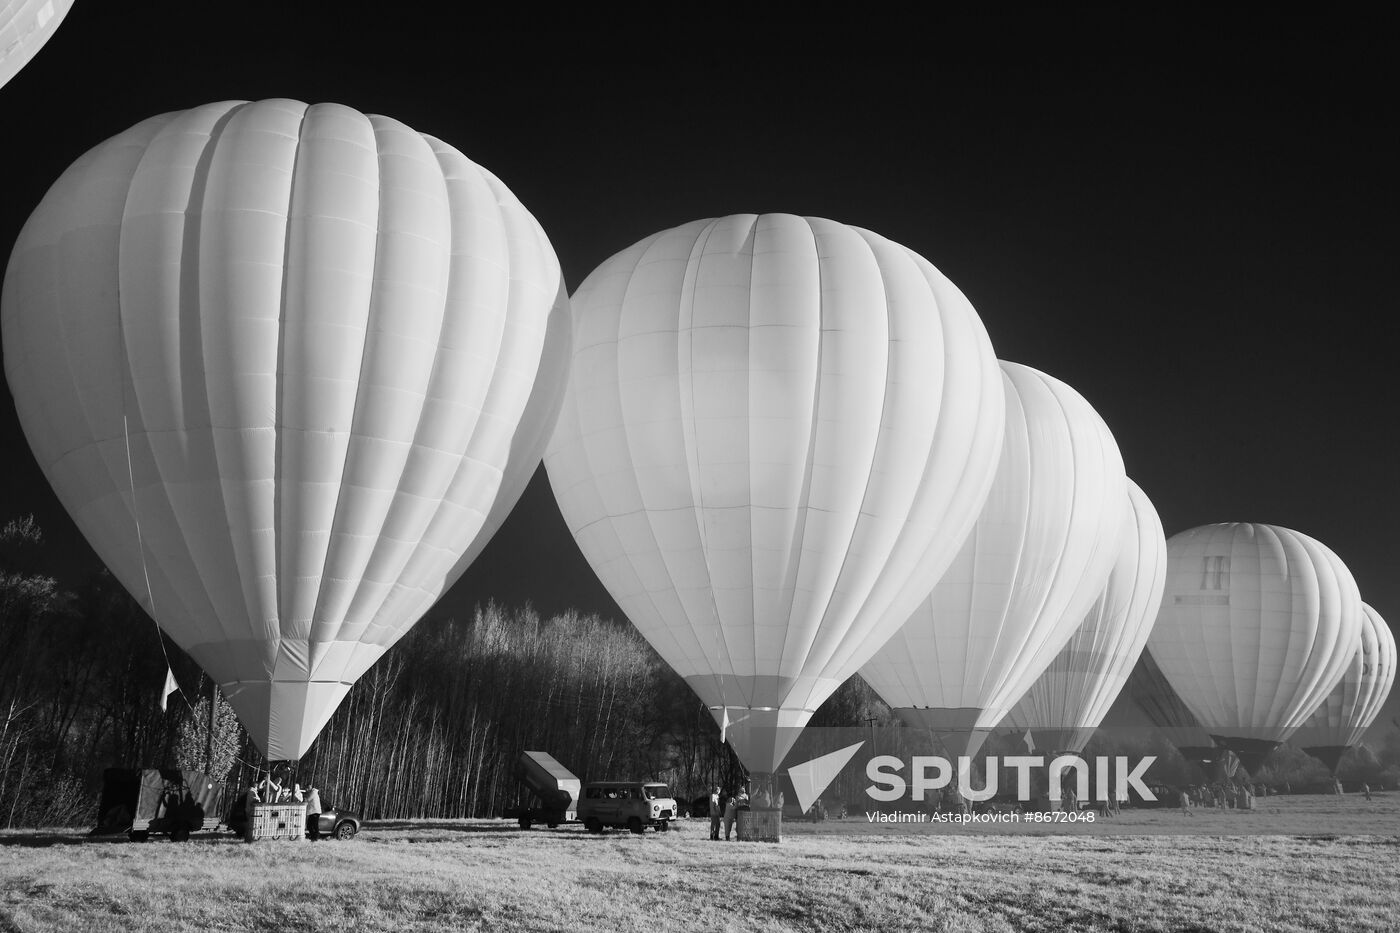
[0,514,1396,828]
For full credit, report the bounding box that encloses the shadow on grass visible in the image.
[0,830,241,848]
[364,819,707,845]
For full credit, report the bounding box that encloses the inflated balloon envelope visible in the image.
[545,213,1006,775]
[1288,602,1394,774]
[2,100,571,760]
[1146,523,1364,775]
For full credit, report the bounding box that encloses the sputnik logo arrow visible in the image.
[788,741,865,814]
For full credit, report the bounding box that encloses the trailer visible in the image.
[92,768,232,841]
[507,751,580,829]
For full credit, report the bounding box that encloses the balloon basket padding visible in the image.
[246,803,306,842]
[737,809,782,843]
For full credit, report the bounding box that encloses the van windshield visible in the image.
[643,786,670,800]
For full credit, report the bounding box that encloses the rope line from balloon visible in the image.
[120,420,264,775]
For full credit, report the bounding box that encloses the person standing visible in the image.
[304,785,323,839]
[722,789,739,841]
[708,786,722,840]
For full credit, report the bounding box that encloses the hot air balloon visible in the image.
[860,361,1127,760]
[1001,478,1167,755]
[2,99,569,760]
[0,0,73,91]
[544,213,1005,777]
[1292,603,1395,773]
[1145,523,1363,775]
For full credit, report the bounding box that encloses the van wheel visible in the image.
[658,820,669,833]
[585,817,602,834]
[170,826,190,842]
[628,817,644,835]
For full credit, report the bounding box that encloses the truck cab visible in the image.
[577,781,677,834]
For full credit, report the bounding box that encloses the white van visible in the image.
[577,781,677,834]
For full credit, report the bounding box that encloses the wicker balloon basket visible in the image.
[246,803,306,842]
[736,808,782,842]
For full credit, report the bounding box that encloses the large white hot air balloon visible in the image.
[1292,603,1396,773]
[0,0,73,91]
[1146,523,1363,774]
[545,213,1005,775]
[1001,478,1167,754]
[860,361,1127,759]
[2,99,569,760]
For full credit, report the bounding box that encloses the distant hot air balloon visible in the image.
[860,361,1127,759]
[1001,478,1167,755]
[0,0,74,91]
[1292,603,1395,773]
[545,213,1005,776]
[2,100,570,760]
[1145,523,1363,775]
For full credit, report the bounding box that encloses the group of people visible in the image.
[1172,780,1261,812]
[243,771,323,835]
[706,782,786,840]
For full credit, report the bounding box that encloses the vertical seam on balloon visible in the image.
[1183,523,1224,730]
[770,218,819,704]
[745,216,759,705]
[1003,372,1089,719]
[974,364,1027,712]
[271,103,309,680]
[794,221,892,693]
[110,111,238,728]
[378,164,535,628]
[770,216,828,716]
[601,229,708,694]
[163,105,249,663]
[333,117,451,661]
[675,219,740,706]
[811,234,924,701]
[865,257,994,719]
[1244,524,1271,734]
[350,135,470,649]
[311,109,384,684]
[1280,531,1316,731]
[112,109,236,664]
[1290,535,1342,734]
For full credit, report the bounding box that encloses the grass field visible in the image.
[1,796,1397,932]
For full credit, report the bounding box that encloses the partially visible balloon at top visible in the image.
[1,100,570,760]
[1,1,75,91]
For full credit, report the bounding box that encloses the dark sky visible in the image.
[1,12,1395,700]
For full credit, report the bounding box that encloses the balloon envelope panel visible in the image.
[2,100,568,760]
[545,213,1005,772]
[1146,523,1363,745]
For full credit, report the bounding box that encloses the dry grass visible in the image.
[1,796,1396,932]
